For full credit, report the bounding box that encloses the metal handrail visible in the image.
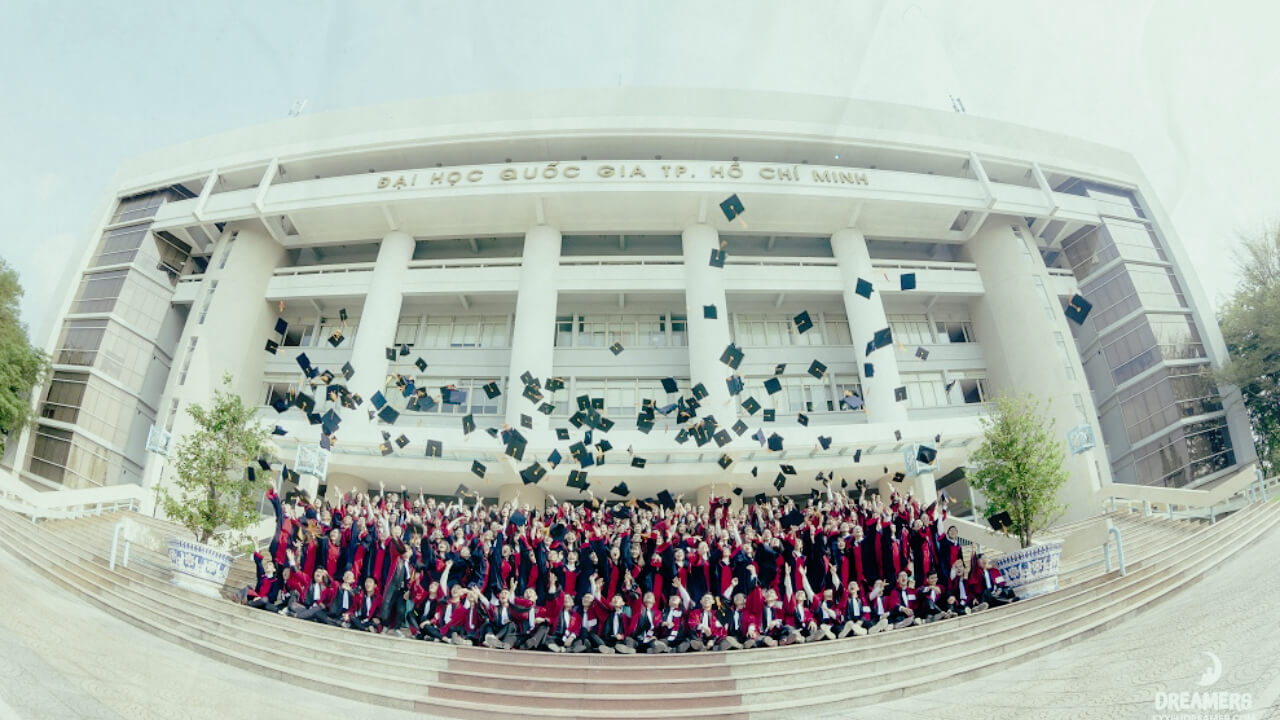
[1103,521,1126,576]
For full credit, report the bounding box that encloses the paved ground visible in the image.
[1,520,1277,719]
[812,519,1280,720]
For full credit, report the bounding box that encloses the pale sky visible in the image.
[2,0,1277,347]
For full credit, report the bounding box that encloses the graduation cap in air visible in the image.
[780,464,797,475]
[793,310,813,334]
[987,511,1012,532]
[764,377,782,395]
[770,364,785,376]
[894,429,903,442]
[520,413,533,430]
[523,384,545,404]
[609,341,624,356]
[661,377,679,394]
[567,470,589,492]
[318,369,335,386]
[915,347,930,361]
[692,382,709,400]
[763,409,776,422]
[337,361,354,381]
[270,395,290,414]
[767,433,783,451]
[378,442,393,456]
[754,492,768,505]
[272,425,287,437]
[900,272,917,291]
[510,510,527,527]
[720,343,744,369]
[546,377,565,392]
[384,347,396,362]
[547,449,563,468]
[873,327,893,351]
[321,409,341,435]
[395,434,410,449]
[742,397,761,415]
[397,344,408,357]
[265,339,279,354]
[855,278,873,299]
[327,331,344,348]
[842,391,863,411]
[611,481,631,497]
[719,193,745,221]
[482,381,501,399]
[717,454,733,470]
[916,445,937,465]
[713,429,731,447]
[425,439,443,458]
[295,392,317,414]
[371,391,387,410]
[505,437,527,461]
[273,318,288,336]
[797,413,809,426]
[486,427,500,438]
[1065,293,1093,325]
[674,428,690,444]
[892,471,905,483]
[636,414,655,434]
[709,248,726,268]
[556,427,570,440]
[703,304,718,319]
[732,487,744,496]
[630,457,646,469]
[782,508,804,528]
[773,473,787,491]
[818,435,832,450]
[538,403,555,415]
[378,405,400,424]
[246,466,258,482]
[657,489,676,510]
[853,448,862,462]
[894,386,908,402]
[461,414,476,435]
[443,387,467,404]
[808,360,827,379]
[732,420,748,436]
[381,430,392,441]
[295,353,312,372]
[521,462,546,485]
[596,439,613,453]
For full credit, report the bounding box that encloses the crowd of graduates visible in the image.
[237,481,1018,653]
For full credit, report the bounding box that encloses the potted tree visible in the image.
[967,393,1070,598]
[157,373,273,597]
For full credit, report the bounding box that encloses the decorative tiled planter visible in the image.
[167,537,233,598]
[993,540,1064,599]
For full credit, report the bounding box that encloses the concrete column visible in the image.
[504,225,561,429]
[144,225,285,503]
[297,473,320,500]
[499,483,547,510]
[696,482,743,512]
[348,231,415,413]
[966,216,1103,523]
[831,228,908,424]
[681,224,734,418]
[906,471,937,505]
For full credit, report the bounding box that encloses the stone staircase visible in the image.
[0,501,1276,720]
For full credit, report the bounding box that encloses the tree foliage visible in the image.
[968,394,1069,548]
[159,373,273,546]
[0,257,52,457]
[1216,232,1280,475]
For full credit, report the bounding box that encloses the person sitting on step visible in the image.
[886,571,919,629]
[970,554,1017,608]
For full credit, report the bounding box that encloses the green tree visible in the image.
[158,373,273,546]
[1216,232,1280,475]
[968,394,1069,548]
[0,258,51,456]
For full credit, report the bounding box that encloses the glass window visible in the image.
[1132,417,1234,488]
[394,320,419,347]
[41,371,87,424]
[73,270,129,314]
[555,316,574,347]
[178,337,198,386]
[959,378,988,405]
[282,322,314,347]
[1103,314,1204,385]
[638,317,664,347]
[900,371,946,408]
[29,423,122,489]
[91,226,150,267]
[935,320,976,343]
[111,192,166,224]
[824,315,852,345]
[57,319,108,366]
[888,314,932,347]
[1117,365,1224,444]
[216,236,236,270]
[577,317,607,347]
[422,318,452,348]
[198,280,218,324]
[669,314,687,347]
[479,316,509,348]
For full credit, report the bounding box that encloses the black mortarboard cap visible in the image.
[256,457,271,472]
[763,409,776,422]
[692,382,709,400]
[900,272,916,291]
[567,470,589,491]
[519,370,536,386]
[636,415,654,433]
[611,482,630,497]
[773,473,786,491]
[547,449,563,467]
[546,377,565,392]
[319,369,335,385]
[523,384,545,404]
[469,460,485,479]
[674,428,689,444]
[764,377,782,395]
[321,409,341,433]
[774,363,786,375]
[808,359,827,379]
[709,248,726,268]
[414,357,427,372]
[483,381,501,399]
[371,391,386,410]
[917,445,937,464]
[295,353,312,371]
[399,344,410,357]
[797,413,809,426]
[597,439,613,453]
[915,347,929,361]
[630,457,646,469]
[609,341,624,356]
[384,347,396,362]
[270,396,289,414]
[894,429,903,441]
[720,343,744,369]
[719,193,744,221]
[568,411,586,429]
[378,442,393,456]
[717,454,733,469]
[754,492,768,505]
[782,508,804,528]
[328,331,344,348]
[780,464,796,475]
[742,397,761,415]
[520,413,533,430]
[274,318,288,335]
[423,439,441,458]
[661,377,678,394]
[265,339,279,354]
[987,511,1013,531]
[873,327,893,350]
[853,448,862,462]
[395,434,409,449]
[892,471,905,483]
[818,435,832,450]
[767,433,783,451]
[855,278,873,299]
[713,429,731,447]
[337,362,353,381]
[538,403,555,415]
[381,429,391,442]
[461,414,476,435]
[864,363,875,378]
[894,386,908,402]
[556,427,570,440]
[338,308,348,323]
[246,466,257,482]
[486,427,500,438]
[272,425,287,436]
[443,388,467,405]
[505,437,527,461]
[521,462,546,485]
[732,487,744,496]
[576,394,591,411]
[793,311,813,334]
[378,405,399,424]
[703,304,718,319]
[295,392,316,413]
[657,489,675,510]
[1065,294,1093,325]
[732,420,748,436]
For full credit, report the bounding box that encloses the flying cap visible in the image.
[855,278,873,299]
[1065,294,1093,325]
[719,193,745,221]
[425,439,442,458]
[703,304,718,319]
[807,359,827,379]
[900,272,917,291]
[793,311,813,334]
[742,397,761,415]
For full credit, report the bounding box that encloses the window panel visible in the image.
[73,271,128,314]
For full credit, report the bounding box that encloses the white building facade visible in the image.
[6,90,1255,522]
